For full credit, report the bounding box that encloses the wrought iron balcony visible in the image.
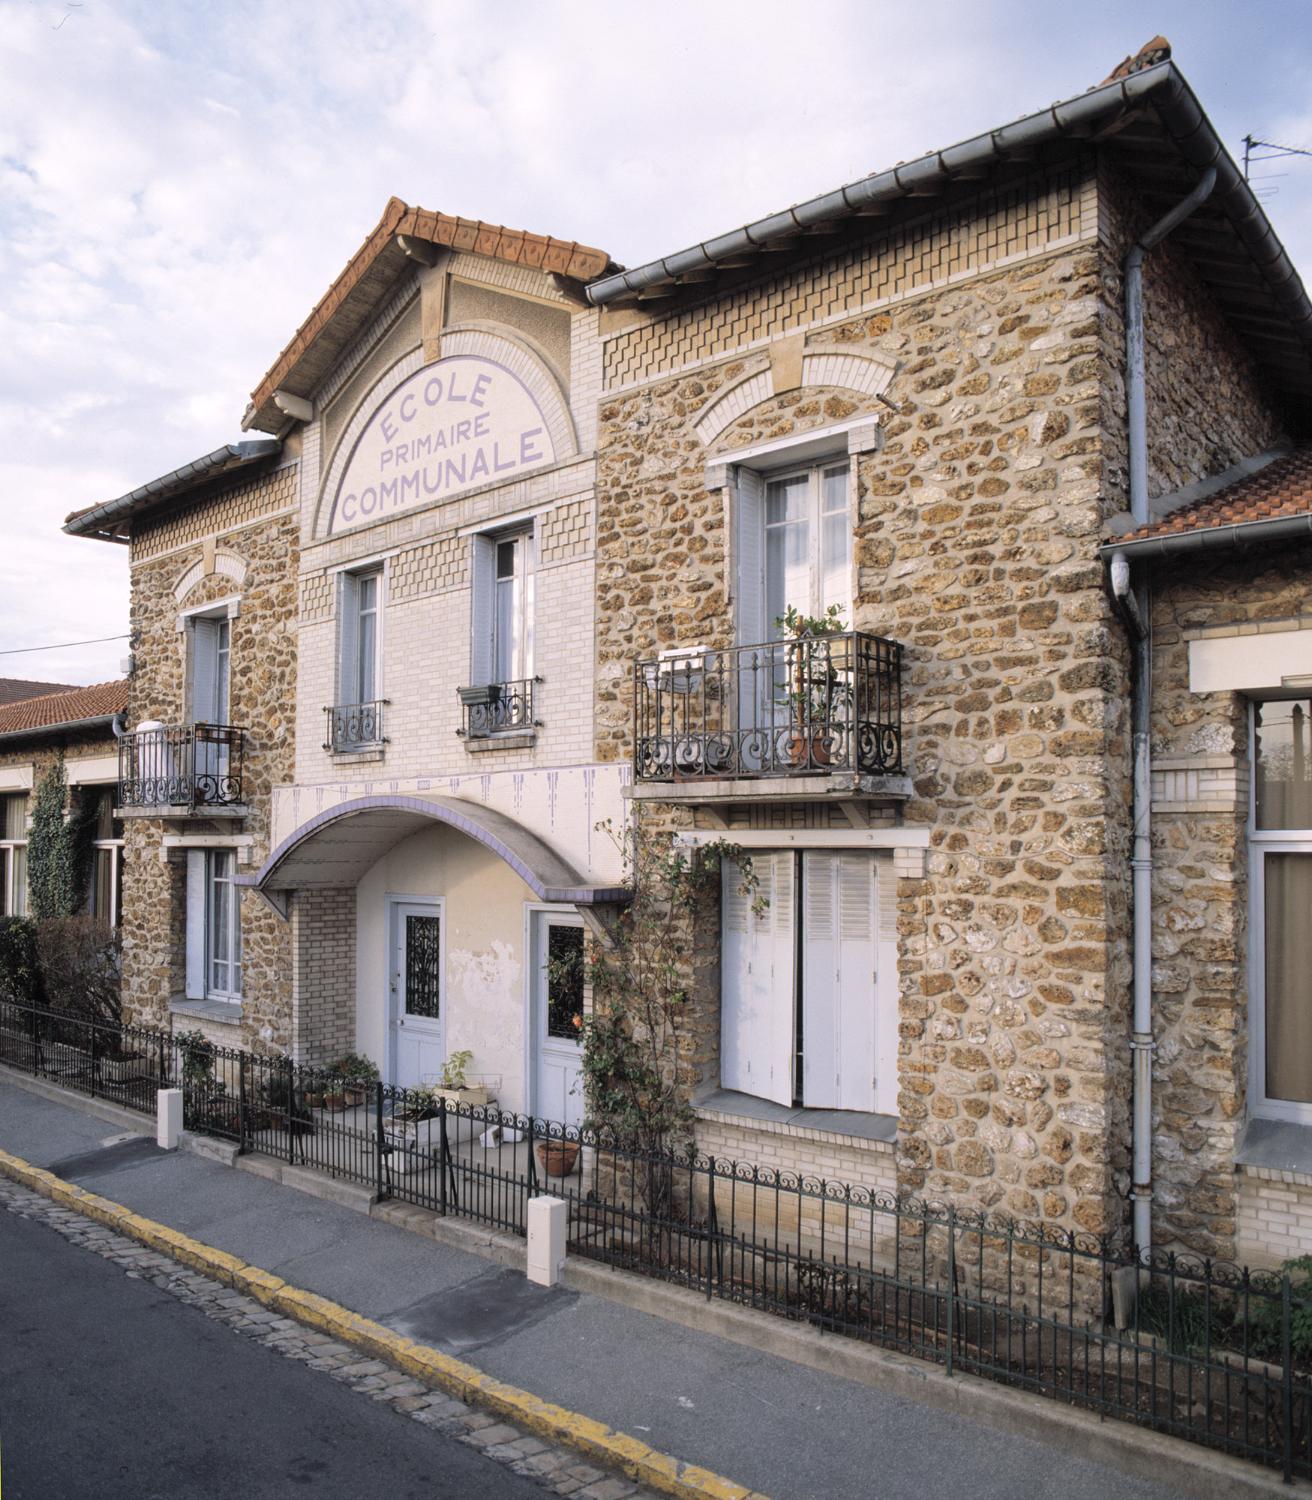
[117,722,247,812]
[457,678,539,740]
[633,633,903,785]
[324,700,387,753]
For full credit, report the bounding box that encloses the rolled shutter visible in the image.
[337,573,360,705]
[802,852,877,1111]
[720,853,795,1106]
[185,850,207,1000]
[469,534,497,686]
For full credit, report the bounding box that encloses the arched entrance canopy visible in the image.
[238,794,630,917]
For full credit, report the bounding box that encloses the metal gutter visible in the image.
[64,440,281,541]
[0,714,118,745]
[585,61,1312,372]
[1101,512,1312,562]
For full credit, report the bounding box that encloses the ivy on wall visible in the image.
[27,754,95,920]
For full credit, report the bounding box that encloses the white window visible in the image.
[471,528,534,686]
[190,614,231,725]
[1250,699,1312,1122]
[720,850,896,1114]
[735,460,851,646]
[339,569,381,707]
[0,793,28,917]
[185,848,241,1002]
[83,787,123,928]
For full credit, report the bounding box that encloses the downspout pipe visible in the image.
[1122,167,1217,1265]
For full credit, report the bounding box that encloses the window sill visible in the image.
[1237,1117,1312,1187]
[170,997,243,1026]
[695,1088,896,1151]
[328,745,385,765]
[462,732,537,753]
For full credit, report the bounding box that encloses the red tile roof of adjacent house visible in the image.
[0,680,129,738]
[244,197,613,433]
[1115,447,1312,543]
[0,678,78,707]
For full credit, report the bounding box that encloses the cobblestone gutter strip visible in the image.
[0,1150,766,1500]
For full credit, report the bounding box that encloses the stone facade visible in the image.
[592,146,1297,1255]
[119,461,299,1054]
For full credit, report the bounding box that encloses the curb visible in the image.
[0,1146,765,1500]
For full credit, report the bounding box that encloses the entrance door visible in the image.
[531,911,585,1126]
[389,901,444,1089]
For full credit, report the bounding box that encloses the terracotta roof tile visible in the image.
[0,680,129,737]
[1115,447,1312,543]
[247,199,611,431]
[0,678,78,707]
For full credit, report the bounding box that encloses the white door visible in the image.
[389,901,444,1089]
[532,911,585,1127]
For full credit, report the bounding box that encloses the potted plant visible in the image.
[534,1135,582,1179]
[260,1066,316,1137]
[430,1049,492,1108]
[773,604,851,770]
[328,1051,379,1108]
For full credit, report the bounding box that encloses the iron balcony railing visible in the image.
[634,632,902,782]
[457,678,539,740]
[117,722,247,811]
[324,700,387,753]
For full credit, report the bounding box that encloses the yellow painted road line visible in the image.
[0,1146,768,1500]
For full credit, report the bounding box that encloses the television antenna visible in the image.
[1243,135,1312,199]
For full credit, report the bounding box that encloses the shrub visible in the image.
[328,1052,379,1084]
[0,916,43,1008]
[36,917,120,1026]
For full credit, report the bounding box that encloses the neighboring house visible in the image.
[0,681,129,924]
[64,443,300,1052]
[54,37,1312,1270]
[0,678,78,707]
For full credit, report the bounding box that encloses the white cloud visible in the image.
[0,0,1310,688]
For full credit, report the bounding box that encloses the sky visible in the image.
[2,0,1311,687]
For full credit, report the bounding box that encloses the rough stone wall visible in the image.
[120,467,298,1052]
[1148,545,1312,1259]
[596,226,1137,1239]
[1096,166,1285,514]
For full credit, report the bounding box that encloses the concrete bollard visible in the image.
[157,1088,183,1150]
[526,1195,567,1287]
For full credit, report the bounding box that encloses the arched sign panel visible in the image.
[328,355,556,535]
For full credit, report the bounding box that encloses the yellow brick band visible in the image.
[0,1147,767,1500]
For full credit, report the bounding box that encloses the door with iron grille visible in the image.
[531,911,585,1126]
[389,900,444,1089]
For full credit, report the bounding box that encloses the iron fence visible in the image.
[457,678,539,739]
[117,722,247,811]
[1,997,1309,1480]
[324,700,387,752]
[633,633,903,782]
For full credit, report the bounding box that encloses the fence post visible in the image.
[375,1081,385,1201]
[284,1057,294,1164]
[439,1097,448,1217]
[87,1014,97,1095]
[945,1209,956,1380]
[1283,1270,1294,1484]
[237,1052,247,1151]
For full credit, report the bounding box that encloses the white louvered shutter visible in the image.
[191,618,221,724]
[733,467,766,648]
[873,854,899,1115]
[720,853,795,1106]
[469,534,497,686]
[185,850,207,1000]
[802,852,877,1111]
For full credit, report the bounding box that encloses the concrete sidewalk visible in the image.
[0,1076,1193,1500]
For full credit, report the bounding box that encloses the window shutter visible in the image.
[873,854,898,1115]
[802,852,877,1111]
[469,534,497,686]
[720,853,795,1106]
[337,573,360,705]
[191,618,220,725]
[733,467,766,647]
[185,850,207,1000]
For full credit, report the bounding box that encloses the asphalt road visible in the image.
[0,1209,544,1500]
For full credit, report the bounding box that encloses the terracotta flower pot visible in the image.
[535,1140,581,1178]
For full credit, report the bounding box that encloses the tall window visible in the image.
[206,850,241,999]
[764,461,851,634]
[331,569,383,750]
[352,571,379,706]
[1251,700,1312,1120]
[83,787,123,927]
[0,793,28,916]
[191,615,231,725]
[493,532,534,684]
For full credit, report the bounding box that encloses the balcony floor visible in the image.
[627,771,912,804]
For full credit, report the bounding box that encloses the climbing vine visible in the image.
[27,754,95,920]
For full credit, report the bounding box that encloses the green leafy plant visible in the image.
[328,1052,379,1084]
[0,917,43,1008]
[571,823,760,1216]
[176,1028,214,1087]
[27,755,97,920]
[439,1049,474,1091]
[773,605,852,755]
